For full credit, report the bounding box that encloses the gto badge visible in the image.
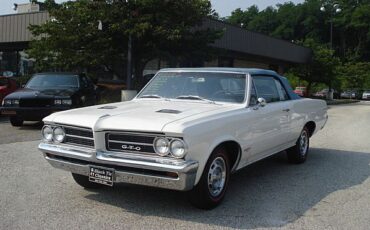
[121,144,141,151]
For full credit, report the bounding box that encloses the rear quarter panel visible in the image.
[290,98,328,139]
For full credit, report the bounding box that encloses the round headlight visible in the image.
[154,137,170,156]
[4,99,12,106]
[170,139,187,158]
[42,126,53,141]
[53,127,65,143]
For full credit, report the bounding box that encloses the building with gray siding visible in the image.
[0,11,311,77]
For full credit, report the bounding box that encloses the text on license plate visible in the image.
[89,166,114,186]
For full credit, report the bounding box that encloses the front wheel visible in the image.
[188,147,230,210]
[10,116,23,127]
[287,127,310,164]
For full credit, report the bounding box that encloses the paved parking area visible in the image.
[0,102,369,229]
[0,116,42,145]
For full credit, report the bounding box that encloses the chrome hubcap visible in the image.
[300,130,308,155]
[208,157,226,197]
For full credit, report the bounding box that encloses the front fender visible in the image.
[185,133,239,186]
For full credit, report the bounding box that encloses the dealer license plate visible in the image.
[89,166,114,186]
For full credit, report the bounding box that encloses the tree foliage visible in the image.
[338,62,370,89]
[226,0,370,90]
[288,39,341,94]
[28,0,222,82]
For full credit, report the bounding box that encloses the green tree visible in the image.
[338,62,370,90]
[227,5,259,28]
[288,39,341,94]
[28,0,222,87]
[225,0,370,92]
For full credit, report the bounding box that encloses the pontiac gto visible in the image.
[38,68,328,209]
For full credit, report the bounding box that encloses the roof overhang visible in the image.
[0,12,312,64]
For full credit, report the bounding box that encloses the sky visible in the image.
[0,0,305,17]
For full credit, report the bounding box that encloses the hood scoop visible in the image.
[156,109,182,114]
[98,106,117,110]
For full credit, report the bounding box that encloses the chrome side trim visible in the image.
[65,134,94,140]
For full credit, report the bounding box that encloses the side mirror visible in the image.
[21,84,25,88]
[257,97,267,107]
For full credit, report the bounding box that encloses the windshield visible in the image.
[138,72,246,103]
[26,74,79,89]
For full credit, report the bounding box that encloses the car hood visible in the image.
[44,99,231,132]
[6,88,78,99]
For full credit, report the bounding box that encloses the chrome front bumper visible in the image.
[38,143,199,191]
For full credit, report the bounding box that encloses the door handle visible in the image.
[282,108,290,112]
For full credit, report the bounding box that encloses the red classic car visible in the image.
[0,76,19,106]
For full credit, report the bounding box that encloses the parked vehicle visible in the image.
[0,73,96,126]
[0,76,19,106]
[340,90,357,99]
[38,68,328,209]
[313,88,339,99]
[362,90,370,100]
[294,86,307,97]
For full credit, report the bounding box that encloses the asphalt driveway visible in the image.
[0,102,369,229]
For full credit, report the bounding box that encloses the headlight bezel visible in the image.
[169,138,188,158]
[2,99,19,106]
[53,126,66,143]
[42,125,53,142]
[2,99,11,106]
[153,137,170,156]
[153,136,188,158]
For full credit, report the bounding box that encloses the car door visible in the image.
[248,75,292,160]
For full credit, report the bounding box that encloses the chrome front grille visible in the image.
[106,132,161,154]
[63,126,94,148]
[64,127,93,138]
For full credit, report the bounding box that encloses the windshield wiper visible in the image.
[176,95,215,104]
[139,94,163,99]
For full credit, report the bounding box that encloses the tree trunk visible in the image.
[306,81,313,97]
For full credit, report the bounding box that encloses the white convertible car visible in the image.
[39,68,328,209]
